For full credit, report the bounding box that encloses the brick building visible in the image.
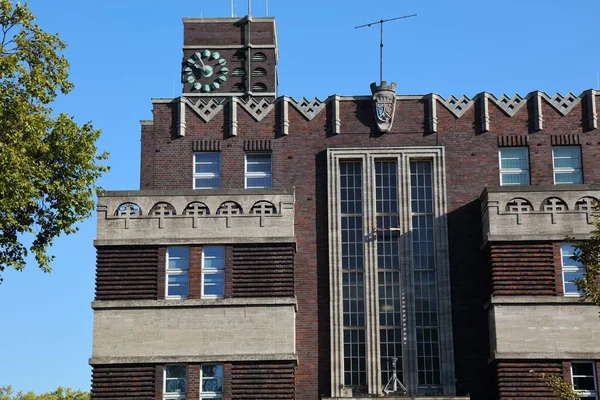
[90,15,600,400]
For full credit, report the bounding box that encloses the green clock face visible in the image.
[183,50,229,93]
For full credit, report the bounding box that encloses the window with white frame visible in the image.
[553,146,582,184]
[164,365,187,399]
[571,361,598,399]
[499,147,530,186]
[201,364,224,399]
[194,153,221,189]
[245,153,272,188]
[561,243,585,296]
[202,246,225,298]
[166,247,189,299]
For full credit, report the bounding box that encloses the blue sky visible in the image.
[0,0,599,393]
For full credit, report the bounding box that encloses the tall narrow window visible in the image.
[561,243,585,296]
[166,247,189,299]
[340,161,366,388]
[571,362,598,399]
[202,246,225,298]
[499,147,530,185]
[194,153,221,189]
[245,153,272,188]
[164,365,187,399]
[376,161,403,387]
[553,146,582,184]
[411,161,441,393]
[201,364,224,399]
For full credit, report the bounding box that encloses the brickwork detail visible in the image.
[231,361,295,399]
[95,247,159,300]
[188,98,225,123]
[489,242,556,296]
[498,135,529,147]
[550,134,580,145]
[490,94,527,117]
[289,97,326,121]
[91,365,156,399]
[243,139,272,151]
[239,97,274,122]
[491,360,563,399]
[231,244,295,297]
[193,139,221,152]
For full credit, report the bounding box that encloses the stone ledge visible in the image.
[89,353,297,366]
[322,397,469,400]
[486,295,592,307]
[94,236,297,247]
[92,297,298,310]
[491,352,600,361]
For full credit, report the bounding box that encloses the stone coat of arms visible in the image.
[370,81,397,133]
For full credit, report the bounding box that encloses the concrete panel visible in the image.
[96,189,295,245]
[489,299,600,359]
[481,185,600,243]
[92,304,295,361]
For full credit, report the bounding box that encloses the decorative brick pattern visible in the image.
[193,139,221,152]
[231,361,295,399]
[243,138,272,151]
[91,365,156,399]
[489,242,556,296]
[550,134,580,145]
[491,360,563,399]
[231,244,295,297]
[497,134,529,147]
[95,247,159,301]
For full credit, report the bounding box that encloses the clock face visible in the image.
[183,50,229,93]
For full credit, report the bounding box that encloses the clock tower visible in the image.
[181,16,278,98]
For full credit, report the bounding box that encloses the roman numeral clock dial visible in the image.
[183,49,229,93]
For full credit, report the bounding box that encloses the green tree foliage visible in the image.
[0,386,90,400]
[573,218,600,307]
[0,0,108,279]
[529,370,579,400]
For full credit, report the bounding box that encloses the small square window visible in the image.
[499,147,530,186]
[201,364,223,399]
[561,243,585,296]
[202,246,225,298]
[553,146,582,184]
[167,247,189,299]
[194,153,221,189]
[165,365,187,399]
[572,361,598,399]
[246,153,272,188]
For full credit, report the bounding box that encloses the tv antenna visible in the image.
[355,14,417,84]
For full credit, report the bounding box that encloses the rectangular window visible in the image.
[553,146,582,184]
[194,153,221,189]
[201,364,224,399]
[167,247,189,299]
[499,147,530,186]
[340,161,366,388]
[202,246,225,298]
[410,160,442,392]
[571,361,598,399]
[561,243,585,296]
[164,365,187,399]
[245,153,272,188]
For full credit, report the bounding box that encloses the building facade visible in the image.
[90,15,600,400]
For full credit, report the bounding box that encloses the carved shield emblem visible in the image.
[370,81,397,133]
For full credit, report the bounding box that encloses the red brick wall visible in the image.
[138,94,600,399]
[95,246,159,301]
[491,360,563,399]
[488,242,557,296]
[91,365,156,399]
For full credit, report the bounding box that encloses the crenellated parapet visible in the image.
[161,90,599,137]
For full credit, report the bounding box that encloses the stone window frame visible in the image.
[193,152,221,189]
[327,147,455,397]
[200,363,224,399]
[202,246,225,299]
[166,247,190,300]
[560,243,585,297]
[498,147,530,186]
[164,364,187,400]
[245,152,273,189]
[571,361,598,399]
[552,145,583,184]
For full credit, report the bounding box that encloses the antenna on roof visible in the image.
[355,14,417,84]
[248,0,252,17]
[231,0,234,17]
[266,0,269,16]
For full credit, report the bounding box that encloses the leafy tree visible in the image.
[0,386,90,400]
[0,0,108,280]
